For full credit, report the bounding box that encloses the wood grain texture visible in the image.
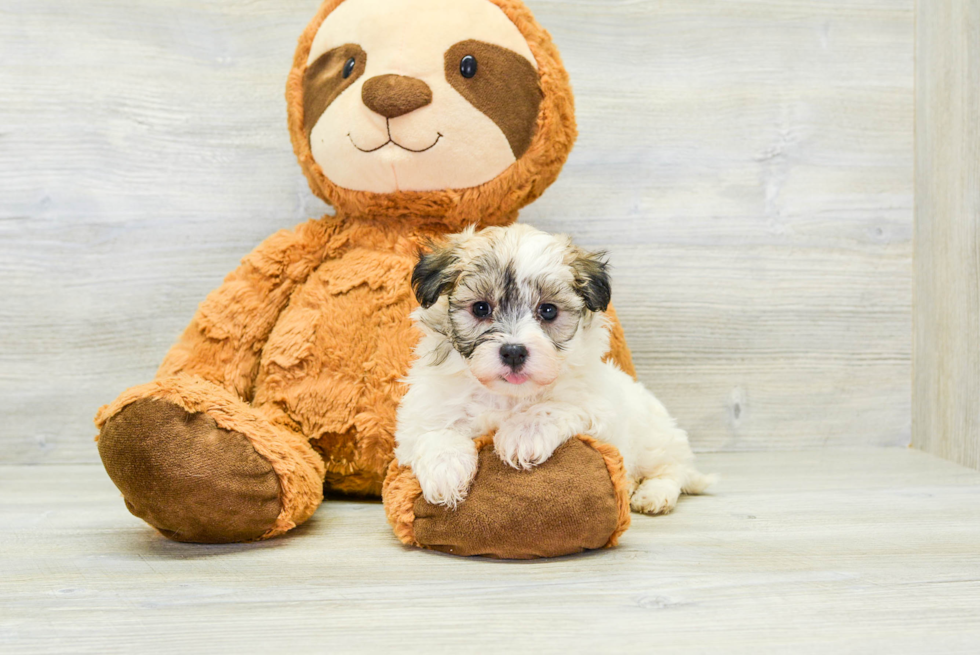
[2,450,979,653]
[0,0,913,463]
[913,0,980,470]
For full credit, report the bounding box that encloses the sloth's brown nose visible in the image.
[361,74,433,119]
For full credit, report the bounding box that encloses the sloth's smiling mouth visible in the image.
[348,120,442,154]
[348,133,442,153]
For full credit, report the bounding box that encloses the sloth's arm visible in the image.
[156,218,339,399]
[603,304,637,380]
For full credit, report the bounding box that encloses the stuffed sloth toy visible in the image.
[95,0,635,559]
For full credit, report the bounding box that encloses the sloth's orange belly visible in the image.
[252,247,418,496]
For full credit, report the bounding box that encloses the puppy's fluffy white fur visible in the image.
[395,224,713,513]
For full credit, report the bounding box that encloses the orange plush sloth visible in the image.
[95,0,634,558]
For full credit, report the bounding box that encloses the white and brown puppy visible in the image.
[395,224,714,514]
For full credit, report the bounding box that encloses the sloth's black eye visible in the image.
[343,57,356,79]
[460,55,478,79]
[538,303,558,322]
[472,301,492,318]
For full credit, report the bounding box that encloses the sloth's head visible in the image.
[287,0,576,228]
[411,224,611,398]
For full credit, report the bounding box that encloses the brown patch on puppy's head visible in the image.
[568,249,612,313]
[412,242,461,309]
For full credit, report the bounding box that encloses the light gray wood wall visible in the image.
[0,0,913,464]
[913,0,980,470]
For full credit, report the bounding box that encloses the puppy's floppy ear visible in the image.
[412,243,460,309]
[570,249,611,312]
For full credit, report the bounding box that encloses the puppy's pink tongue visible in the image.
[504,373,528,385]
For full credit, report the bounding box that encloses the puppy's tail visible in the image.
[681,470,718,495]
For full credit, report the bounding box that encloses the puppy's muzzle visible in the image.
[499,343,528,370]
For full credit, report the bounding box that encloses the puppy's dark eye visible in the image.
[343,57,356,79]
[538,303,558,322]
[460,55,478,78]
[472,301,492,318]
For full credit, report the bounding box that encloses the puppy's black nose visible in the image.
[499,344,528,369]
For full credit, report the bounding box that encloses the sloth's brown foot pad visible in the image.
[98,398,281,544]
[383,435,631,559]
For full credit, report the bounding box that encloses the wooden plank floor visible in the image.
[1,449,978,654]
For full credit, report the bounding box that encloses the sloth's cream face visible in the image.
[303,0,542,193]
[412,225,612,398]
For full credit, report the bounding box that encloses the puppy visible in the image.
[395,224,714,514]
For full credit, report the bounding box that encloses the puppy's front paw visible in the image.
[494,418,569,471]
[630,478,682,515]
[413,447,479,509]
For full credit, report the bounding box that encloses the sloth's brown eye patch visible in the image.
[444,39,542,159]
[303,43,367,141]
